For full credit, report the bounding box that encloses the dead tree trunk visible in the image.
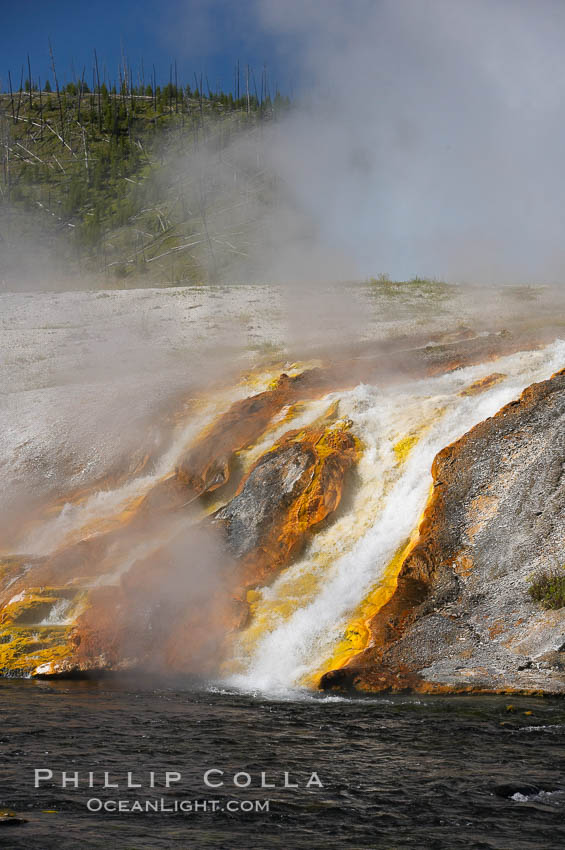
[77,66,85,124]
[8,71,15,123]
[27,55,32,111]
[94,49,102,131]
[15,67,24,121]
[49,40,65,146]
[38,76,43,139]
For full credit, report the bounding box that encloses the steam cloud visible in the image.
[243,0,565,285]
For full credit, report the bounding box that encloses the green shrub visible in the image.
[528,567,565,610]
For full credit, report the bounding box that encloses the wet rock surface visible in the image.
[325,369,565,694]
[214,442,316,560]
[214,423,359,590]
[1,325,564,682]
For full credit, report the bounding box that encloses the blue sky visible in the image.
[0,0,295,94]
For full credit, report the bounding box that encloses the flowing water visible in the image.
[1,678,564,850]
[5,340,564,683]
[228,340,565,692]
[2,299,565,849]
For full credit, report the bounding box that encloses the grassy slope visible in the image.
[0,88,280,287]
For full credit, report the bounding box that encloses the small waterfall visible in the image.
[39,598,73,626]
[227,340,565,694]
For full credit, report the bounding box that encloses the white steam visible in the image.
[243,0,565,284]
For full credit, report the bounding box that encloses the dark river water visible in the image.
[1,678,564,849]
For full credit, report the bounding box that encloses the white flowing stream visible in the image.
[227,340,565,694]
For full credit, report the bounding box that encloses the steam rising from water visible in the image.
[1,280,564,683]
[19,384,247,557]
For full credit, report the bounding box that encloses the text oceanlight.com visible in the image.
[86,798,271,814]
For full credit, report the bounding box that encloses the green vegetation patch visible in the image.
[0,82,290,288]
[528,567,565,610]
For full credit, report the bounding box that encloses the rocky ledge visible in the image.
[321,369,565,695]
